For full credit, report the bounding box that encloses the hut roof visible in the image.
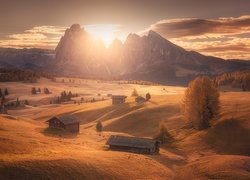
[48,115,80,125]
[135,96,146,102]
[106,135,158,149]
[112,95,127,99]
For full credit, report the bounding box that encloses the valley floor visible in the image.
[0,78,249,179]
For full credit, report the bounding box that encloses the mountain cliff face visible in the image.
[55,24,109,77]
[1,24,249,84]
[120,30,248,83]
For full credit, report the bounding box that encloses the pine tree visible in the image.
[44,88,50,94]
[68,91,72,100]
[16,98,20,107]
[154,122,172,144]
[131,88,138,96]
[31,87,36,94]
[182,76,220,130]
[25,100,29,105]
[146,92,151,101]
[57,96,61,104]
[96,121,103,132]
[1,95,5,106]
[4,88,8,96]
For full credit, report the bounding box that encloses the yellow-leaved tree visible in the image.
[182,76,220,130]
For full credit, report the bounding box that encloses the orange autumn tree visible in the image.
[182,76,220,130]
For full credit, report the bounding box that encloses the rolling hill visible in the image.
[0,78,249,179]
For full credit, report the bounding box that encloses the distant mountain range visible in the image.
[1,24,250,84]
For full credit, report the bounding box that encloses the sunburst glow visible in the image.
[85,24,119,47]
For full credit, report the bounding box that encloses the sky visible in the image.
[0,0,250,59]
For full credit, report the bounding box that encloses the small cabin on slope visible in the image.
[46,115,80,133]
[106,135,160,154]
[135,96,146,103]
[112,95,127,105]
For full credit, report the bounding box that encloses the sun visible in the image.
[85,24,119,47]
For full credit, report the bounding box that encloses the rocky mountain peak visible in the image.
[69,24,82,31]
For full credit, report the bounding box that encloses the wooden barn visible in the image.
[106,135,160,154]
[112,95,127,105]
[46,115,80,133]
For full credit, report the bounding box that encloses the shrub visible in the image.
[131,88,138,96]
[96,121,103,132]
[153,122,172,144]
[25,100,29,105]
[182,76,220,130]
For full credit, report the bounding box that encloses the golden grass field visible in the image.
[0,78,249,179]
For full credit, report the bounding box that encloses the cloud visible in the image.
[0,26,66,49]
[143,15,250,38]
[143,15,250,59]
[25,26,66,35]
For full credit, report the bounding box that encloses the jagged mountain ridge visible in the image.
[55,24,250,83]
[0,24,250,84]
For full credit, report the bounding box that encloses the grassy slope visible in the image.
[0,79,250,179]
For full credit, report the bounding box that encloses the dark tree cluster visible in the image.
[215,70,250,91]
[118,80,159,86]
[0,68,55,83]
[0,68,39,82]
[0,88,9,97]
[56,91,78,103]
[31,87,50,94]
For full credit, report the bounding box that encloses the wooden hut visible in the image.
[46,115,80,133]
[106,135,160,154]
[135,96,146,103]
[112,95,127,105]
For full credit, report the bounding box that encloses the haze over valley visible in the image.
[0,0,250,179]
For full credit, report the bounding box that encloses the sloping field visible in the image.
[0,79,250,179]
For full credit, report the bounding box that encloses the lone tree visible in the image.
[1,95,5,106]
[16,98,20,107]
[182,76,220,130]
[154,122,172,144]
[25,100,29,105]
[31,87,36,94]
[44,88,50,94]
[96,121,103,132]
[4,88,9,96]
[131,88,138,97]
[146,92,151,101]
